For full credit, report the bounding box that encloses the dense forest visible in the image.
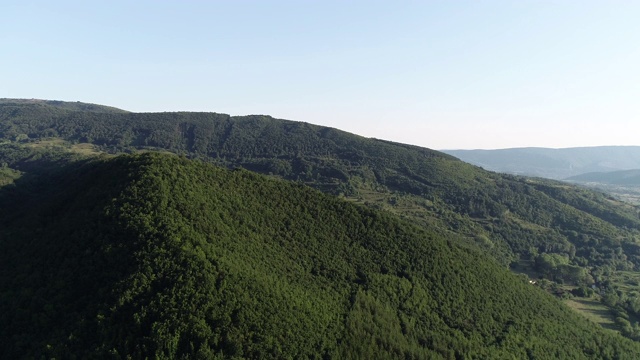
[2,153,639,358]
[3,99,640,354]
[2,100,640,261]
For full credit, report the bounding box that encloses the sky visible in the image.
[1,1,639,150]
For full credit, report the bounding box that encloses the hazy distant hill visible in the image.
[564,169,640,205]
[443,147,640,179]
[567,169,640,186]
[2,153,639,358]
[0,98,128,114]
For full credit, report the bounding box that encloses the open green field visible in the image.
[564,298,619,333]
[24,138,104,156]
[24,138,67,148]
[513,259,624,334]
[69,142,103,155]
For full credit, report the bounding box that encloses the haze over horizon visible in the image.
[2,1,639,150]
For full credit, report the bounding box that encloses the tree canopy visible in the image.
[1,153,639,358]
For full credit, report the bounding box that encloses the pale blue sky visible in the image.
[2,1,639,149]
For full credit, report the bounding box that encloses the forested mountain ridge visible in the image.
[2,99,639,260]
[1,153,639,358]
[4,99,640,340]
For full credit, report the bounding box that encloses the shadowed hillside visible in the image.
[1,153,639,358]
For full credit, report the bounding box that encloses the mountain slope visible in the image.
[443,147,640,179]
[2,100,639,265]
[1,153,639,359]
[4,99,640,339]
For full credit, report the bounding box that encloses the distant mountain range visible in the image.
[443,147,640,180]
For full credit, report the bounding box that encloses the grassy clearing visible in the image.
[69,142,103,155]
[346,188,434,221]
[133,148,180,156]
[564,298,619,332]
[25,138,67,148]
[506,214,552,232]
[23,139,105,156]
[612,271,640,294]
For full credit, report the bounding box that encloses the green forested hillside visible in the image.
[1,153,639,359]
[2,100,639,263]
[3,99,640,340]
